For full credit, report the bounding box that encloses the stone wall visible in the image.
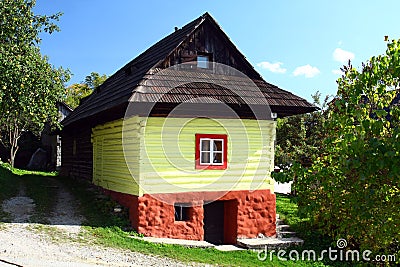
[103,189,276,244]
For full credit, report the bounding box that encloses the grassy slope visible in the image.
[0,163,20,220]
[0,163,58,223]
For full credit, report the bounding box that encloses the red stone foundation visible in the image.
[102,189,276,244]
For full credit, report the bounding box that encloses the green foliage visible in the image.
[0,0,70,166]
[64,72,108,109]
[84,72,108,90]
[64,83,92,109]
[275,193,309,227]
[0,45,69,133]
[273,92,329,184]
[0,0,62,46]
[293,39,400,261]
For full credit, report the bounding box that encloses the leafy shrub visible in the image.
[293,39,400,262]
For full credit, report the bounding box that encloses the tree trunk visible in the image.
[8,121,20,168]
[291,175,297,197]
[10,144,18,168]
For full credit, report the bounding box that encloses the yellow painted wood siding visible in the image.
[92,116,142,195]
[140,117,276,194]
[92,116,276,196]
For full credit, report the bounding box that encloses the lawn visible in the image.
[0,162,58,222]
[0,163,358,266]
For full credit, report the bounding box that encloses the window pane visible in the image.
[213,152,223,164]
[195,134,227,169]
[201,139,210,151]
[197,56,209,68]
[201,152,210,164]
[213,140,223,151]
[174,203,190,221]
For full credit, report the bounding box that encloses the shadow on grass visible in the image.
[57,175,131,229]
[0,163,130,229]
[0,163,67,224]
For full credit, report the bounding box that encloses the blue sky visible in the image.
[34,1,399,102]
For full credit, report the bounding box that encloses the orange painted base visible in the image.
[102,189,276,244]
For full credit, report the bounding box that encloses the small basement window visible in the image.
[195,134,228,170]
[174,203,190,221]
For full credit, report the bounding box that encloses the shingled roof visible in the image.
[63,13,317,127]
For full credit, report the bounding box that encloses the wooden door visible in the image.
[203,201,225,244]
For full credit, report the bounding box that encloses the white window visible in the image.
[197,54,212,69]
[200,138,224,165]
[195,134,227,170]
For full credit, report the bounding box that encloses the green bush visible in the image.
[293,39,400,262]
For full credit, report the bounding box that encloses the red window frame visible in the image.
[195,134,228,170]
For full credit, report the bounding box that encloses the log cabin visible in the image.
[61,12,316,244]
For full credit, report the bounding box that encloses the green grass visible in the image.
[57,175,130,228]
[0,163,356,266]
[83,226,331,267]
[24,175,58,223]
[0,162,58,223]
[276,193,308,226]
[0,163,21,220]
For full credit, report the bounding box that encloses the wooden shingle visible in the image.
[63,13,317,127]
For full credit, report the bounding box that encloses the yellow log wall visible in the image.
[92,116,276,196]
[92,116,142,195]
[141,117,276,194]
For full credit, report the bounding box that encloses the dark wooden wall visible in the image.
[60,125,92,180]
[162,20,261,80]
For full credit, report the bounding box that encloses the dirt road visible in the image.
[0,178,200,267]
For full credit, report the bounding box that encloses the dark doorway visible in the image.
[203,201,225,244]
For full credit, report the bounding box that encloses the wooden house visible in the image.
[41,102,73,170]
[61,13,316,244]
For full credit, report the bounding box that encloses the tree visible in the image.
[0,0,70,167]
[64,83,91,109]
[293,39,400,259]
[64,72,108,109]
[273,92,329,186]
[84,72,108,90]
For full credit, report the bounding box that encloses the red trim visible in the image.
[195,133,228,170]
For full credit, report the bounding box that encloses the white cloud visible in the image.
[332,69,343,75]
[333,48,355,63]
[256,61,287,74]
[293,64,320,78]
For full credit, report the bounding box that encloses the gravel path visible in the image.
[0,223,199,267]
[2,187,35,223]
[0,179,204,267]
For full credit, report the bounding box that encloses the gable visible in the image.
[161,18,262,80]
